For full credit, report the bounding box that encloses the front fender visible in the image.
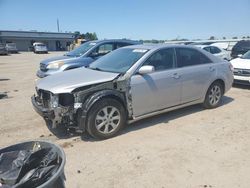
[77,90,126,131]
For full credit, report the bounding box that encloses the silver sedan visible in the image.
[32,44,234,139]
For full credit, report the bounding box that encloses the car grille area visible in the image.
[233,68,250,77]
[37,89,51,108]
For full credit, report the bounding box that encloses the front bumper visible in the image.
[0,50,8,55]
[31,95,54,119]
[233,75,250,85]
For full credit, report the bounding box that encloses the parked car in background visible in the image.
[33,42,48,54]
[211,42,229,50]
[230,50,250,85]
[36,39,141,78]
[5,43,18,53]
[0,43,8,55]
[32,44,233,139]
[196,45,231,60]
[231,40,250,59]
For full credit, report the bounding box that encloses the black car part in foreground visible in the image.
[0,141,66,188]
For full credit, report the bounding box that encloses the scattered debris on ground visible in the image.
[60,142,74,148]
[0,92,8,99]
[0,78,10,81]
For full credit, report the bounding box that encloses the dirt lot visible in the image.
[0,52,250,188]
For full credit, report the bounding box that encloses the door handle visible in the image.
[171,73,180,79]
[209,67,215,72]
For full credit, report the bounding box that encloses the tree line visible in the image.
[74,31,98,41]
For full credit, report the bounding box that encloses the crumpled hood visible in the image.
[231,58,250,69]
[36,68,119,94]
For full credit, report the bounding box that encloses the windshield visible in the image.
[242,51,250,59]
[66,41,96,57]
[89,48,148,73]
[37,44,46,47]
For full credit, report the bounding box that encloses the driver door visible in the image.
[130,48,182,117]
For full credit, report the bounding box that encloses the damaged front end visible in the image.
[32,89,75,129]
[32,76,133,132]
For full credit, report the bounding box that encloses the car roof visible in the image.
[122,44,205,51]
[193,45,208,48]
[89,39,141,44]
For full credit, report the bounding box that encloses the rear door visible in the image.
[175,48,216,103]
[130,48,181,117]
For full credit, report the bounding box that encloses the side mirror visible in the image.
[138,65,155,75]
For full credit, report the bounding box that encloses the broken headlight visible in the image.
[50,94,59,108]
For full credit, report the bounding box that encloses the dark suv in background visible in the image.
[231,40,250,58]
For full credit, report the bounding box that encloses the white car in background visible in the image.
[196,45,231,60]
[230,51,250,85]
[33,42,48,54]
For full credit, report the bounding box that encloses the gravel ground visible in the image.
[0,52,250,188]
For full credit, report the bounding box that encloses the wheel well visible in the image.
[212,79,225,94]
[100,95,128,114]
[77,93,128,131]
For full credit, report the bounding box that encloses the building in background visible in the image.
[0,30,75,51]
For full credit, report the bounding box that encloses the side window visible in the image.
[143,48,175,71]
[115,42,129,49]
[203,47,211,53]
[91,43,114,57]
[210,46,221,54]
[176,48,211,68]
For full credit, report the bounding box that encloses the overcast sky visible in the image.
[0,0,250,40]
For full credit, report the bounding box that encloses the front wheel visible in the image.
[86,98,126,139]
[203,82,223,109]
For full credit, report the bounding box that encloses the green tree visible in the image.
[209,36,215,40]
[83,32,97,40]
[74,31,81,39]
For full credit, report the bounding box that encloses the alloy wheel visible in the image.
[95,106,121,134]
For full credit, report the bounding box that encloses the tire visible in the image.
[86,98,126,139]
[203,82,223,109]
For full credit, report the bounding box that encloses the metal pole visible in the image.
[57,19,60,32]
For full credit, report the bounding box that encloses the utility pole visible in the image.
[57,19,60,32]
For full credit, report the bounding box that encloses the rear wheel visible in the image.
[203,82,223,109]
[86,98,126,139]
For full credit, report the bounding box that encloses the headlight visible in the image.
[50,95,59,108]
[47,61,64,69]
